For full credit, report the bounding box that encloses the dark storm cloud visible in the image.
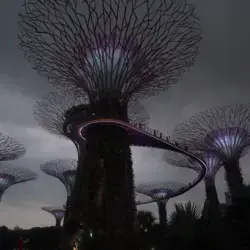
[0,0,250,228]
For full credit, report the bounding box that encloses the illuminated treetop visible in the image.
[33,90,149,138]
[172,104,250,161]
[40,159,77,196]
[164,151,223,178]
[136,181,186,202]
[0,164,38,198]
[18,0,201,101]
[0,133,26,161]
[42,206,65,219]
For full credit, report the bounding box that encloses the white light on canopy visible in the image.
[85,46,133,91]
[54,210,65,218]
[209,128,248,157]
[151,189,173,199]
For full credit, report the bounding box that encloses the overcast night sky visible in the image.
[0,0,250,229]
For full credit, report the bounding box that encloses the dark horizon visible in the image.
[0,0,250,229]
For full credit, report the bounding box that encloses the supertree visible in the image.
[164,151,223,211]
[18,0,201,248]
[0,164,37,202]
[34,90,149,223]
[172,104,250,201]
[0,133,26,161]
[42,206,65,227]
[136,181,188,230]
[40,159,77,221]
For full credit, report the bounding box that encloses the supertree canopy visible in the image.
[33,90,149,141]
[40,159,77,199]
[18,0,201,248]
[42,206,65,227]
[0,164,37,202]
[172,104,250,201]
[136,181,187,230]
[164,151,223,217]
[18,0,201,102]
[0,133,26,161]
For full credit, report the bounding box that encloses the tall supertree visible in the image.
[42,206,65,227]
[0,133,26,161]
[34,90,149,224]
[18,0,201,248]
[40,159,77,221]
[136,181,187,230]
[164,151,222,210]
[0,164,37,202]
[173,104,250,201]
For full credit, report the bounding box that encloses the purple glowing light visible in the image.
[209,127,249,156]
[200,152,222,177]
[150,188,173,199]
[87,48,128,69]
[53,210,65,219]
[76,34,143,91]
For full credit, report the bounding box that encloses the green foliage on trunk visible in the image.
[78,125,136,249]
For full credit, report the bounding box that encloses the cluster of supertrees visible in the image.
[11,0,250,249]
[164,104,250,216]
[16,0,205,249]
[0,133,37,206]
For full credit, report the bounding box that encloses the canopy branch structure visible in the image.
[0,133,26,161]
[0,164,38,202]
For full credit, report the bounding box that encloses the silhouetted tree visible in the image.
[167,202,201,249]
[136,210,156,249]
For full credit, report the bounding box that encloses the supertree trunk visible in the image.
[64,198,71,225]
[56,218,62,227]
[68,99,136,250]
[64,141,85,225]
[203,177,220,220]
[80,125,136,250]
[224,159,246,201]
[204,177,219,206]
[157,201,167,231]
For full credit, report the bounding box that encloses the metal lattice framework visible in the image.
[172,104,250,162]
[40,159,77,197]
[18,0,201,101]
[33,90,150,138]
[136,181,187,204]
[42,206,65,219]
[0,133,26,161]
[164,150,223,178]
[0,164,38,199]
